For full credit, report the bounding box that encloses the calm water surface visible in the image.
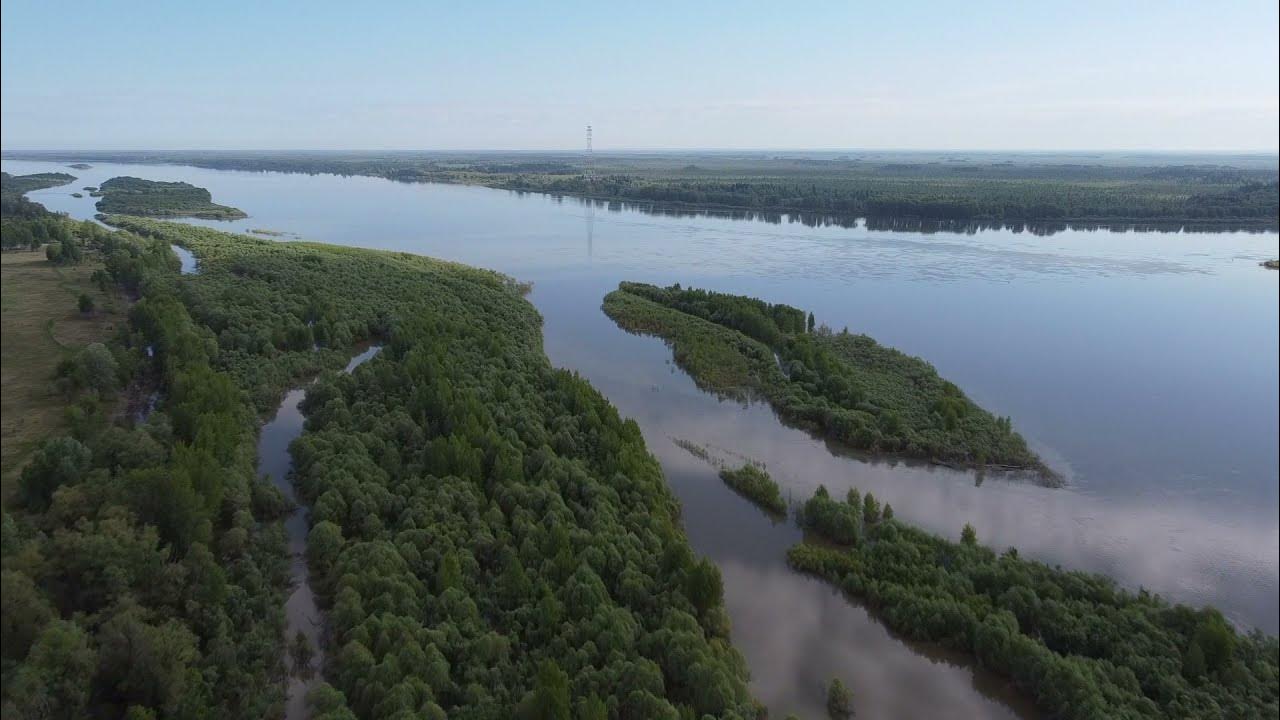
[7,159,1277,719]
[256,344,381,720]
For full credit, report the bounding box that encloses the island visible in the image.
[70,192,83,198]
[68,163,92,169]
[1263,259,1279,270]
[719,463,787,516]
[790,484,1279,720]
[603,281,1053,481]
[93,175,247,219]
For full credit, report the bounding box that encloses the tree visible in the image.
[518,660,571,720]
[960,523,977,546]
[19,436,91,511]
[292,630,315,679]
[79,343,119,394]
[827,677,854,719]
[862,492,881,524]
[883,503,894,520]
[78,293,95,314]
[6,619,97,720]
[808,312,816,333]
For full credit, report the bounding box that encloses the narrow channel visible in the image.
[257,344,381,719]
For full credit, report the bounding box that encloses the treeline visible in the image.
[1,171,76,224]
[603,282,1048,477]
[789,486,1279,719]
[3,213,292,717]
[97,218,760,718]
[95,177,247,220]
[14,152,1276,227]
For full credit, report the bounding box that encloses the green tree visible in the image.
[6,619,97,720]
[827,677,854,719]
[961,523,977,546]
[78,293,95,314]
[518,660,571,720]
[19,436,91,511]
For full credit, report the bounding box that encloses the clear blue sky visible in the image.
[2,0,1277,151]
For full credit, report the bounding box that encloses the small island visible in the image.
[71,192,83,198]
[68,163,93,169]
[1263,259,1279,270]
[719,463,787,516]
[93,176,247,219]
[604,282,1053,481]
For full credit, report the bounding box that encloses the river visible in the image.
[5,158,1277,719]
[256,344,382,719]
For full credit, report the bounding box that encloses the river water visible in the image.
[255,344,381,720]
[6,159,1277,719]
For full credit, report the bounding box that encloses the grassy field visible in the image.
[0,249,125,500]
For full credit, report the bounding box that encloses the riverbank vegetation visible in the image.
[1263,259,1279,270]
[2,193,292,717]
[94,176,247,219]
[12,150,1277,228]
[603,282,1049,479]
[90,217,758,718]
[789,486,1280,720]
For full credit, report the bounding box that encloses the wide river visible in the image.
[6,159,1278,719]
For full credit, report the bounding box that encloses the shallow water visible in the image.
[255,345,381,720]
[6,158,1277,718]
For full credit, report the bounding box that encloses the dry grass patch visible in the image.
[1,249,124,501]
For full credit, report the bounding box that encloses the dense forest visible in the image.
[603,282,1048,478]
[94,177,247,219]
[790,485,1280,719]
[2,207,759,718]
[8,150,1277,227]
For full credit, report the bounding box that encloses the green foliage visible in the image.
[77,217,757,718]
[718,463,786,515]
[787,487,1280,720]
[800,485,861,545]
[604,282,1053,479]
[3,220,292,718]
[78,292,94,314]
[18,436,91,511]
[94,176,247,219]
[826,677,853,719]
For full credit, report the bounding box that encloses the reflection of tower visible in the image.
[585,125,595,258]
[586,199,594,258]
[585,125,595,186]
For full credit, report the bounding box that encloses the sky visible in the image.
[2,0,1278,151]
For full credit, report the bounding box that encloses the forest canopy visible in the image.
[0,214,760,719]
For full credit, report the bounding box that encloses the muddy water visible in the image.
[256,345,381,720]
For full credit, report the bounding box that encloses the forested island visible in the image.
[93,176,247,219]
[790,486,1279,719]
[603,282,1050,479]
[1,172,76,220]
[7,150,1278,228]
[1,176,758,718]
